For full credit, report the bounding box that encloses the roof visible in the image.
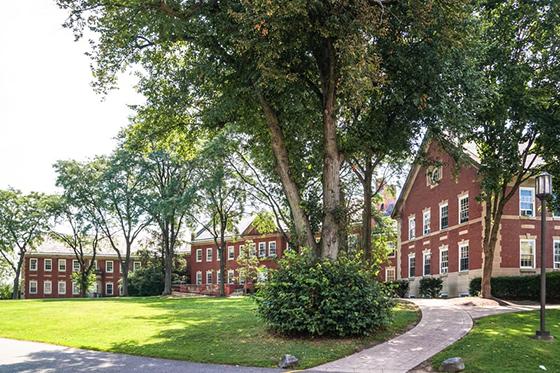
[29,237,146,257]
[193,213,286,242]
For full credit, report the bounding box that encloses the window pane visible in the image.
[440,205,449,229]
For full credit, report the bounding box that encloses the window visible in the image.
[72,282,80,295]
[196,249,202,262]
[105,282,113,296]
[73,259,80,272]
[440,248,448,274]
[388,242,396,258]
[58,281,66,295]
[217,270,222,284]
[216,248,221,261]
[239,272,245,285]
[459,195,469,224]
[44,258,52,272]
[228,246,235,260]
[408,255,416,278]
[29,280,37,294]
[106,260,114,273]
[258,242,266,257]
[408,217,416,240]
[423,252,431,276]
[520,239,535,269]
[239,245,244,258]
[206,270,213,284]
[44,280,52,295]
[427,166,442,186]
[519,187,535,217]
[385,267,396,282]
[268,241,277,257]
[196,271,202,285]
[440,203,449,230]
[554,240,560,270]
[206,248,213,262]
[94,260,98,270]
[58,259,66,272]
[249,244,257,258]
[423,210,431,235]
[459,243,469,272]
[133,261,141,271]
[227,269,235,284]
[29,258,37,271]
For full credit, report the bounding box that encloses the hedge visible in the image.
[470,272,560,300]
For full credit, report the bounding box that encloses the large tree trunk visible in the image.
[121,250,130,296]
[162,226,173,296]
[319,39,341,260]
[481,195,504,299]
[12,261,22,299]
[257,92,317,252]
[219,246,226,297]
[361,160,373,261]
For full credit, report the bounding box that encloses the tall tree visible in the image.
[464,0,560,298]
[0,189,53,299]
[58,0,471,259]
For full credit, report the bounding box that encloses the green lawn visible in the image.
[0,296,419,369]
[431,310,560,373]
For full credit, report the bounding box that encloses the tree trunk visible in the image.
[81,271,88,297]
[361,160,373,261]
[12,262,22,299]
[121,259,129,296]
[163,249,173,295]
[481,195,504,299]
[257,92,317,252]
[338,188,348,254]
[219,245,226,297]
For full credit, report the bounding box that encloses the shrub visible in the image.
[0,284,12,300]
[388,280,409,298]
[255,249,393,337]
[470,272,560,300]
[128,266,164,296]
[419,277,443,298]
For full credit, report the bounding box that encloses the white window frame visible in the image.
[249,244,257,258]
[94,260,98,270]
[423,252,431,276]
[554,240,560,270]
[408,216,416,240]
[228,246,235,260]
[105,282,113,296]
[217,270,222,284]
[520,238,536,269]
[268,241,277,257]
[58,259,66,272]
[258,242,266,257]
[227,269,235,284]
[73,259,80,272]
[387,242,396,258]
[423,210,431,235]
[239,245,245,258]
[29,280,37,294]
[440,203,449,230]
[133,261,141,271]
[385,267,396,282]
[72,282,80,295]
[440,247,449,274]
[519,187,536,217]
[105,260,114,273]
[459,195,469,224]
[196,248,202,263]
[408,254,416,278]
[196,271,202,285]
[459,243,469,272]
[206,248,213,262]
[29,258,38,271]
[58,281,66,295]
[43,280,52,295]
[44,258,52,272]
[206,270,213,284]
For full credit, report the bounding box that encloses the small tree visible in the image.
[235,240,263,294]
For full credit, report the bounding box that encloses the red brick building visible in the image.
[392,138,560,297]
[23,240,141,299]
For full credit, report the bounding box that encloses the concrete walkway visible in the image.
[0,338,282,373]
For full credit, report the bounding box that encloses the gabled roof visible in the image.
[193,213,286,242]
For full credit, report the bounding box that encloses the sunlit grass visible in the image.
[0,296,419,368]
[432,310,560,373]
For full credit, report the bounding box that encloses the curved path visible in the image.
[307,299,473,373]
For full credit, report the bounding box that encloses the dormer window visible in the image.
[427,165,442,186]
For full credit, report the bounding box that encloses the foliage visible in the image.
[0,284,13,300]
[418,277,443,298]
[256,249,393,337]
[71,271,96,294]
[431,310,560,373]
[235,240,263,293]
[251,212,277,235]
[128,266,165,296]
[388,280,409,298]
[470,273,560,301]
[0,297,417,369]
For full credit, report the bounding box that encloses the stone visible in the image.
[278,354,299,369]
[440,357,465,372]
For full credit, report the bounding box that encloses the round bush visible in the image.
[255,249,393,337]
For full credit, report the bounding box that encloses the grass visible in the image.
[431,310,560,373]
[0,296,419,369]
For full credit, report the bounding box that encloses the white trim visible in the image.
[268,241,277,257]
[195,271,202,285]
[554,240,560,269]
[58,280,66,295]
[43,280,52,295]
[439,203,449,230]
[206,270,213,284]
[227,246,235,260]
[519,187,536,217]
[408,216,416,240]
[423,210,431,235]
[206,248,213,262]
[458,194,469,224]
[29,280,37,294]
[105,282,114,296]
[44,258,52,272]
[227,269,235,284]
[387,242,396,258]
[133,261,141,271]
[385,267,396,282]
[439,246,449,274]
[258,242,266,257]
[29,258,38,271]
[72,282,80,295]
[408,253,416,278]
[196,248,203,262]
[422,251,431,276]
[105,260,114,273]
[520,238,536,269]
[459,242,469,272]
[58,259,66,272]
[72,259,80,272]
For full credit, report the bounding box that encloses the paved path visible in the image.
[0,338,282,373]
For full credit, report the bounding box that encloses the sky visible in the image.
[0,1,143,194]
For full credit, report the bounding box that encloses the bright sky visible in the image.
[0,1,142,194]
